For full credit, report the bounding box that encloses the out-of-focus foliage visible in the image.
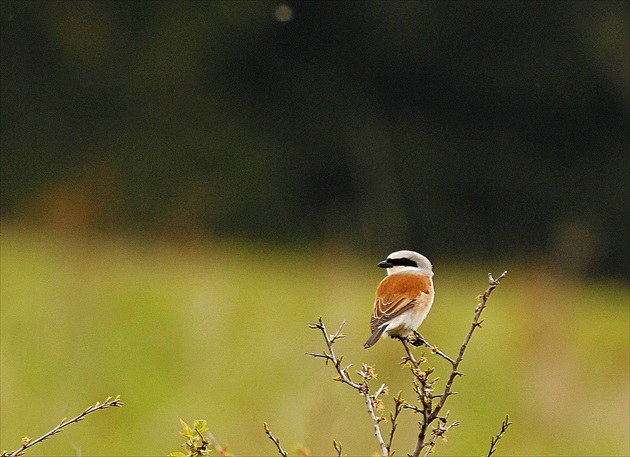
[1,0,628,276]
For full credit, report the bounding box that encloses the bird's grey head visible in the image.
[378,250,433,276]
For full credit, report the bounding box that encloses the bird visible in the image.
[363,250,435,349]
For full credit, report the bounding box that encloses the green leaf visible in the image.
[179,418,194,439]
[193,419,208,434]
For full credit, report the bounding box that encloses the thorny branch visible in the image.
[306,318,389,456]
[1,395,124,457]
[306,319,362,390]
[409,271,508,457]
[307,271,508,456]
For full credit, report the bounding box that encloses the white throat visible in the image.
[387,265,421,275]
[387,265,433,277]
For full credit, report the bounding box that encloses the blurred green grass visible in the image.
[1,225,628,456]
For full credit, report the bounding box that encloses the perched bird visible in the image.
[364,250,435,349]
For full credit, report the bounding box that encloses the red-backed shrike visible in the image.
[364,250,435,349]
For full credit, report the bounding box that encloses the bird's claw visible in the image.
[408,331,426,347]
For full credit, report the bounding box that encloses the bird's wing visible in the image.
[370,273,432,332]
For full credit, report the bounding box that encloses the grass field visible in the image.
[1,224,628,456]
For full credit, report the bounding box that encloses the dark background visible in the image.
[1,0,628,277]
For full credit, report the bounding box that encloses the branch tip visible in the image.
[486,414,513,457]
[264,422,288,457]
[3,396,123,457]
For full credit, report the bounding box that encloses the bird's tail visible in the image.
[363,325,387,349]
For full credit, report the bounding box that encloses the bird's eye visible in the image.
[398,258,418,267]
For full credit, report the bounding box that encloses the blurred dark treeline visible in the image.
[1,1,628,276]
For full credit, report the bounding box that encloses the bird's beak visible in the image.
[378,260,393,268]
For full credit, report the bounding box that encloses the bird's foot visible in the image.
[408,330,426,347]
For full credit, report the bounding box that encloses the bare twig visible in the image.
[432,272,508,416]
[421,411,460,457]
[1,395,123,457]
[307,317,389,456]
[263,422,288,457]
[306,318,362,390]
[404,363,438,451]
[408,332,456,366]
[486,415,513,457]
[356,366,388,456]
[399,336,421,369]
[410,271,508,457]
[386,392,405,454]
[333,439,343,457]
